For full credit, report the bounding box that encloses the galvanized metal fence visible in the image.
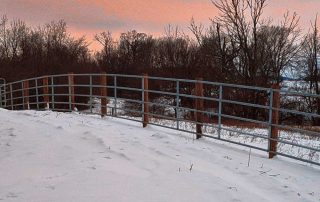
[0,78,6,108]
[0,73,319,166]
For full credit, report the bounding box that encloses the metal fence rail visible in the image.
[0,78,6,108]
[0,73,319,166]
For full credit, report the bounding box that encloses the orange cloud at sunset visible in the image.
[1,0,320,51]
[98,0,217,24]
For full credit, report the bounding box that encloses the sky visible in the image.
[1,0,320,52]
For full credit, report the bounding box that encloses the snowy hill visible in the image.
[0,109,319,202]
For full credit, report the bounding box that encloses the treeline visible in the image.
[0,17,95,82]
[0,0,319,125]
[94,0,319,124]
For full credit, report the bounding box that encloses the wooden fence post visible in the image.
[10,84,13,110]
[143,74,149,127]
[195,78,204,139]
[43,77,49,109]
[68,73,75,111]
[269,84,280,159]
[100,72,107,117]
[23,80,30,110]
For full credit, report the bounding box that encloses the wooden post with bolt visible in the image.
[23,80,30,110]
[100,72,107,117]
[43,77,49,109]
[195,78,204,139]
[68,72,75,111]
[269,84,280,159]
[143,74,149,127]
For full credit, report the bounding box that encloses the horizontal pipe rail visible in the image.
[1,73,319,166]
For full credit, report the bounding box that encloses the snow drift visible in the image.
[0,109,319,202]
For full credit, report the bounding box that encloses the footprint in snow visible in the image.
[111,151,130,161]
[224,156,232,160]
[45,173,68,180]
[6,192,19,198]
[118,153,130,161]
[151,133,168,139]
[227,187,238,192]
[56,126,63,130]
[237,171,249,176]
[154,150,166,156]
[88,166,96,170]
[45,185,55,190]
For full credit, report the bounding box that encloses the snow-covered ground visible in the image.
[0,109,319,202]
[87,97,320,164]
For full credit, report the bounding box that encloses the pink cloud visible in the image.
[1,0,320,51]
[98,0,217,24]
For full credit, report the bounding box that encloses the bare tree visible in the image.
[301,15,320,125]
[189,18,204,45]
[0,15,9,59]
[95,31,114,58]
[256,12,301,84]
[210,0,300,86]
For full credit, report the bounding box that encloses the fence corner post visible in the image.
[143,74,149,128]
[195,77,204,139]
[23,80,30,110]
[269,83,280,159]
[100,72,107,117]
[68,72,75,111]
[43,77,49,109]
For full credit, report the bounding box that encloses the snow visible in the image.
[0,109,319,202]
[88,96,320,165]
